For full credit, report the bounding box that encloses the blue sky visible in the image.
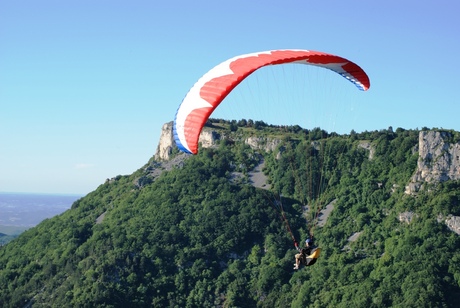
[1,0,459,195]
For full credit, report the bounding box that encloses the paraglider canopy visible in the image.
[173,49,370,154]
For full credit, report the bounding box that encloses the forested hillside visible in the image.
[1,121,460,307]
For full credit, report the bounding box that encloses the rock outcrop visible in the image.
[199,130,220,149]
[405,131,460,194]
[444,216,460,235]
[438,214,460,235]
[154,123,222,161]
[398,211,418,224]
[155,122,175,161]
[358,141,375,160]
[155,122,282,161]
[245,136,281,153]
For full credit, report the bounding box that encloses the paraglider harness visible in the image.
[270,194,321,268]
[294,239,320,267]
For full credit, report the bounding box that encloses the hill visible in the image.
[1,120,460,307]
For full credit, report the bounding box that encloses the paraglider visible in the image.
[173,49,370,270]
[173,49,370,155]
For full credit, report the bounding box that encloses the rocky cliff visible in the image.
[154,122,175,161]
[154,122,222,161]
[156,126,460,191]
[154,122,282,160]
[405,131,460,194]
[400,131,460,235]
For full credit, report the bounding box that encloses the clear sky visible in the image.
[1,0,459,195]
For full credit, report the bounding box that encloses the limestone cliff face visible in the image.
[155,122,175,161]
[198,130,220,149]
[405,131,460,194]
[396,130,460,236]
[154,123,221,161]
[245,136,281,153]
[444,216,460,235]
[155,122,282,160]
[436,214,460,235]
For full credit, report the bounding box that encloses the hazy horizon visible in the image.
[0,192,82,228]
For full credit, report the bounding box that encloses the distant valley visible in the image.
[0,193,81,244]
